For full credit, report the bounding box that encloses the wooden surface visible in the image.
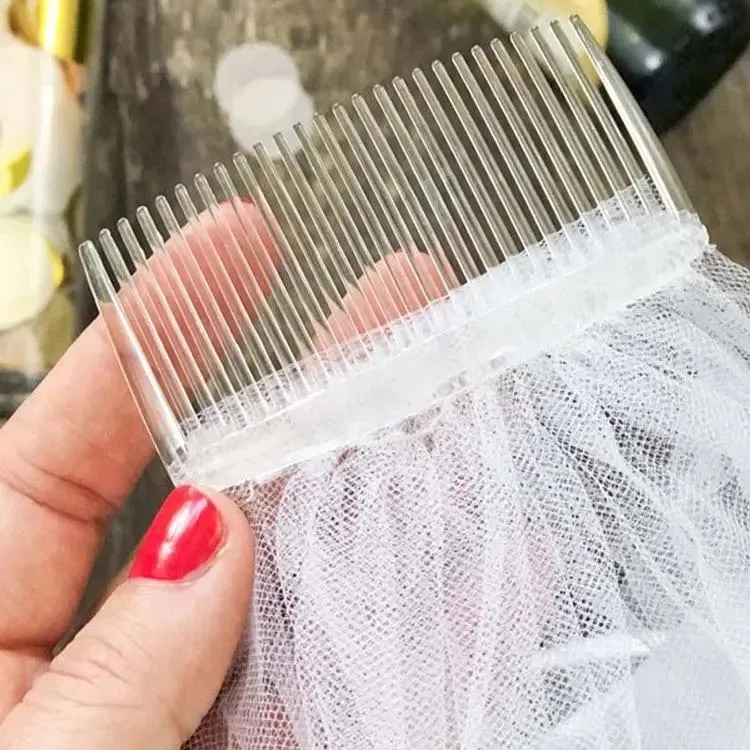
[77,0,750,610]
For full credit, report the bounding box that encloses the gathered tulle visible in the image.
[185,243,750,749]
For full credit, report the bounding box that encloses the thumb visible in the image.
[1,485,254,750]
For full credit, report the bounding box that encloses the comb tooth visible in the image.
[81,32,696,470]
[133,208,214,413]
[173,183,256,420]
[392,76,486,280]
[193,172,277,384]
[547,22,645,196]
[252,143,350,366]
[570,16,693,214]
[98,228,129,285]
[488,38,589,220]
[525,30,628,204]
[470,45,574,230]
[80,241,186,462]
[506,36,610,211]
[314,111,418,323]
[374,81,478,287]
[265,132,363,351]
[334,100,433,312]
[432,57,536,250]
[292,121,399,334]
[232,152,329,367]
[273,131,375,341]
[412,66,515,268]
[254,140,342,317]
[117,217,199,425]
[136,204,221,417]
[228,156,318,372]
[451,52,556,241]
[99,227,193,426]
[212,162,301,374]
[80,240,117,303]
[153,194,241,411]
[352,90,455,300]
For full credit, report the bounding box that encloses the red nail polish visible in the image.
[128,486,225,581]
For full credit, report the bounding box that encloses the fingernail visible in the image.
[128,486,225,581]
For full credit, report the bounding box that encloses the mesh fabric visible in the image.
[182,211,750,749]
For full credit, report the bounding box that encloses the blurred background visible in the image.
[2,0,750,621]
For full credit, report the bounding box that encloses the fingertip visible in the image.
[194,485,255,552]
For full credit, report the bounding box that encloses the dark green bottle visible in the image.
[481,0,750,133]
[606,0,750,132]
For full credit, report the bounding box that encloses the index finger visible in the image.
[0,201,277,649]
[0,200,277,520]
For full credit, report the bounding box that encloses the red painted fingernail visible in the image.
[128,486,225,581]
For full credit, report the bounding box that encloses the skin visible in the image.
[0,206,449,748]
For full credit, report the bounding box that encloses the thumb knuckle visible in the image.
[41,621,189,743]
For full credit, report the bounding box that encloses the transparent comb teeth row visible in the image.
[80,17,691,462]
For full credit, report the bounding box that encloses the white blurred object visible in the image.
[478,0,608,43]
[215,41,314,157]
[214,41,300,114]
[0,215,59,330]
[229,75,314,157]
[0,13,83,216]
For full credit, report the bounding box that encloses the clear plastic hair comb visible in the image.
[80,17,692,481]
[81,17,750,750]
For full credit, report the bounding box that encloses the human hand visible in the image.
[0,203,448,749]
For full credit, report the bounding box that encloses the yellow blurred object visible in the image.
[478,0,608,84]
[10,0,92,62]
[36,0,91,63]
[6,0,36,44]
[0,215,63,331]
[531,0,608,85]
[8,0,91,96]
[529,0,608,47]
[0,145,31,195]
[48,239,64,286]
